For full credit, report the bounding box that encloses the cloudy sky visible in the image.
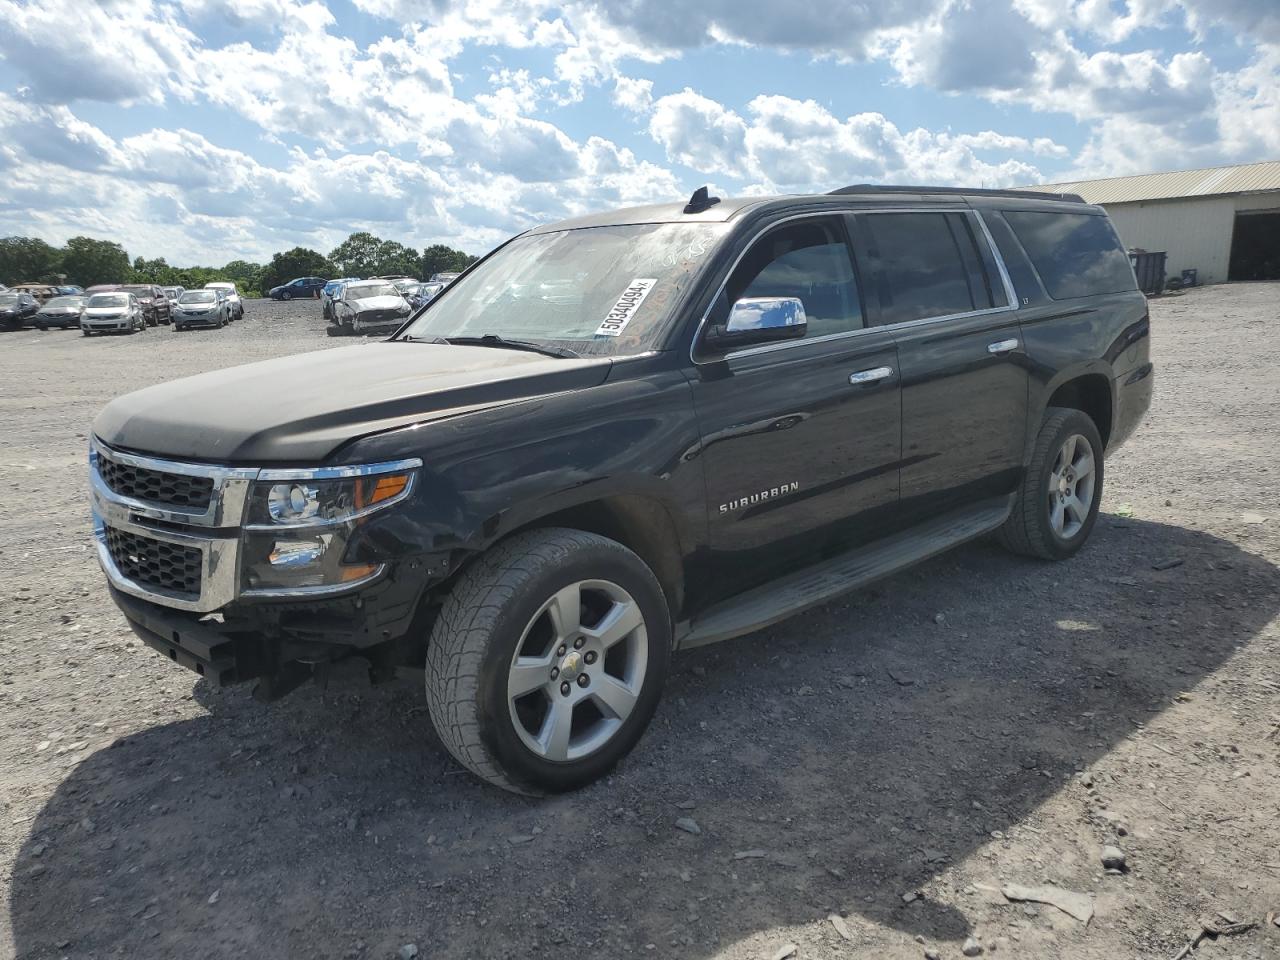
[0,0,1277,264]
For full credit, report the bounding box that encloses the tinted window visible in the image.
[1004,211,1136,300]
[726,218,862,338]
[864,212,993,325]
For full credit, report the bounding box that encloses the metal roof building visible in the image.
[1024,160,1280,285]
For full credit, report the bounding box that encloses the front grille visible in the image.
[99,455,214,509]
[105,527,202,596]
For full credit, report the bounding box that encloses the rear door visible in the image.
[689,214,902,601]
[857,209,1027,520]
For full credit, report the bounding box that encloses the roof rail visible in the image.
[827,184,1086,203]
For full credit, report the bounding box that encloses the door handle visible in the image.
[849,366,894,385]
[987,338,1019,354]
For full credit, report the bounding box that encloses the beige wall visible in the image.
[1102,192,1280,285]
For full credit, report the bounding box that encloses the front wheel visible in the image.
[282,290,292,301]
[999,407,1104,560]
[425,528,670,795]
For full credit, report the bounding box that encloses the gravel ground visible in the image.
[1,288,1278,960]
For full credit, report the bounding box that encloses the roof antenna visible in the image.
[683,185,721,214]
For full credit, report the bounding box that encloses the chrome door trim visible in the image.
[691,207,1023,367]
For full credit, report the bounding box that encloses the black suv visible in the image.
[89,185,1153,795]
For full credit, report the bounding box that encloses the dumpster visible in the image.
[1129,250,1167,296]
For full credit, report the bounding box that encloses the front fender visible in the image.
[335,363,707,581]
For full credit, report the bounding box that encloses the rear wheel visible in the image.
[425,528,670,795]
[999,407,1104,560]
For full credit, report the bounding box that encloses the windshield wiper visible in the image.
[397,332,579,359]
[443,334,578,359]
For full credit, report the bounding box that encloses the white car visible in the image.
[204,282,243,320]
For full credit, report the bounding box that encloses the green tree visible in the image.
[419,243,476,279]
[260,247,336,292]
[220,259,262,288]
[130,256,176,284]
[328,232,383,277]
[0,236,62,285]
[60,236,130,287]
[373,240,419,277]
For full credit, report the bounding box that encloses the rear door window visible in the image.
[1004,211,1136,300]
[863,212,998,325]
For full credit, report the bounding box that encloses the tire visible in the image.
[82,330,91,337]
[35,321,46,331]
[282,290,292,301]
[998,406,1104,561]
[425,528,671,795]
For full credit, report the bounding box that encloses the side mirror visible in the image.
[705,296,807,351]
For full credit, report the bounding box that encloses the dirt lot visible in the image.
[1,287,1278,960]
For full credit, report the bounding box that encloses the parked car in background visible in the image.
[119,284,172,326]
[85,284,122,295]
[82,292,145,335]
[173,289,231,331]
[429,272,460,284]
[321,277,360,319]
[12,283,59,304]
[0,290,40,329]
[269,276,326,300]
[204,282,244,320]
[160,285,184,303]
[56,284,85,296]
[405,280,444,309]
[327,279,410,336]
[34,294,87,330]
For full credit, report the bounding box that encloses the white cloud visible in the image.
[646,91,1055,190]
[648,90,749,176]
[612,76,654,114]
[0,0,200,104]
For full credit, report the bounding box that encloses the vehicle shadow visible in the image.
[9,518,1278,959]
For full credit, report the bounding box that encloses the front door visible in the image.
[688,214,902,604]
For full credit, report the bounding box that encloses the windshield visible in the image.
[88,294,129,308]
[44,296,84,309]
[206,283,235,291]
[0,294,18,306]
[347,283,399,300]
[179,291,216,304]
[119,285,153,297]
[401,222,730,357]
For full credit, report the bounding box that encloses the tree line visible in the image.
[0,233,478,297]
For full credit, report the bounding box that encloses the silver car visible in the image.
[173,289,230,330]
[327,280,411,336]
[81,292,146,336]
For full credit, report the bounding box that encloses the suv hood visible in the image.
[93,342,614,463]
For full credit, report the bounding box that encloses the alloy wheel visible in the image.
[506,579,648,763]
[1047,433,1096,539]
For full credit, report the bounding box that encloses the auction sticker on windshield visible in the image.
[595,278,657,336]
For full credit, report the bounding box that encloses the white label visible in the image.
[595,278,657,336]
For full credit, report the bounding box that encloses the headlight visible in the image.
[240,460,419,594]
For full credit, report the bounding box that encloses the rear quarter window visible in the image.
[1004,211,1136,300]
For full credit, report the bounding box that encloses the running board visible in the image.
[677,497,1013,650]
